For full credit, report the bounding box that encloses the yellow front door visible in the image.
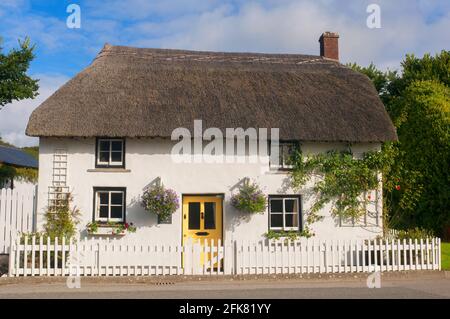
[182,195,223,266]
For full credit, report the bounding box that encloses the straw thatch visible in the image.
[26,45,397,142]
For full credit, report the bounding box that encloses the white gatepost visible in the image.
[223,240,233,275]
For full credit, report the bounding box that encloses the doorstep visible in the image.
[0,270,446,286]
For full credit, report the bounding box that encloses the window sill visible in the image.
[265,170,292,175]
[87,168,131,173]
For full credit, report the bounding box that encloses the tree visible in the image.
[349,51,450,236]
[0,37,39,186]
[347,62,398,104]
[0,37,39,110]
[390,81,449,233]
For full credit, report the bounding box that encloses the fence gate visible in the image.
[0,187,37,254]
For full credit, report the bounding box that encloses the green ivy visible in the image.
[290,146,395,226]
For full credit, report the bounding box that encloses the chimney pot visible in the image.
[319,32,339,61]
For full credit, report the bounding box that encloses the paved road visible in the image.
[0,276,449,299]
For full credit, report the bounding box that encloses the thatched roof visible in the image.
[26,45,397,142]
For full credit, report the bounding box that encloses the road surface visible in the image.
[0,274,449,299]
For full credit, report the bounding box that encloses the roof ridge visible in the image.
[93,44,335,66]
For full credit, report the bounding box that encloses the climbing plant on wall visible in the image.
[289,144,396,231]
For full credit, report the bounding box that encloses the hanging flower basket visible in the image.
[230,180,267,214]
[141,185,179,222]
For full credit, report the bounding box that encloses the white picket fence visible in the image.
[0,187,36,254]
[8,236,441,277]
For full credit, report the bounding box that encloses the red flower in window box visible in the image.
[395,185,401,191]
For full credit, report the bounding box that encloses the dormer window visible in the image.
[96,138,125,168]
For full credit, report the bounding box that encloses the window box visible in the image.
[87,224,126,236]
[86,221,136,236]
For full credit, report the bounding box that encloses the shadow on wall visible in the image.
[127,195,159,228]
[225,177,264,238]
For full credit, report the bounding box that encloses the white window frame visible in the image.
[96,138,124,167]
[270,142,296,170]
[95,190,125,222]
[269,197,300,231]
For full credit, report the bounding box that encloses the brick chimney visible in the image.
[319,32,339,61]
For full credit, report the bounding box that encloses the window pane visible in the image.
[111,151,122,163]
[270,213,283,228]
[270,199,283,212]
[285,213,298,228]
[188,202,201,230]
[204,202,216,229]
[98,192,109,205]
[111,192,123,205]
[111,141,123,151]
[285,199,298,213]
[99,151,109,163]
[110,205,123,219]
[99,140,110,152]
[99,205,108,218]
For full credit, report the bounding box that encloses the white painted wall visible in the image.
[36,137,383,244]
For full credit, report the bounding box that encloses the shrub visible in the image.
[392,227,435,240]
[43,192,80,241]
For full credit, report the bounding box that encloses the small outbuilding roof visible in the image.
[0,146,38,168]
[26,44,397,142]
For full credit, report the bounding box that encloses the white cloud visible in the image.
[0,74,69,147]
[118,0,450,69]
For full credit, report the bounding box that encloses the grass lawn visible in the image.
[442,242,450,270]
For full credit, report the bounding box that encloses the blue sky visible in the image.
[0,0,449,146]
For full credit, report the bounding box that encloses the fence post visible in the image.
[32,185,38,232]
[8,235,17,277]
[437,238,441,271]
[97,238,101,276]
[408,238,413,271]
[378,239,383,272]
[223,241,228,275]
[235,240,240,275]
[31,235,36,276]
[39,235,43,275]
[23,235,28,277]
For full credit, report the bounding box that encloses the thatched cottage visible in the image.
[26,32,396,244]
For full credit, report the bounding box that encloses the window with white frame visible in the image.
[270,142,297,170]
[94,188,126,222]
[269,196,301,231]
[96,138,125,167]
